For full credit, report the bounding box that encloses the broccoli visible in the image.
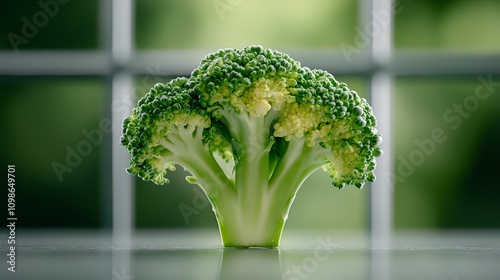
[121,45,382,248]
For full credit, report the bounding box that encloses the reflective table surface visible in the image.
[1,229,499,280]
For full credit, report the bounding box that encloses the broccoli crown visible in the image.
[191,45,300,117]
[120,78,210,184]
[121,45,382,189]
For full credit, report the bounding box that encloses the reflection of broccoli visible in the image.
[121,46,382,247]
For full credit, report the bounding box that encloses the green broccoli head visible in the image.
[273,67,381,188]
[121,78,212,184]
[121,45,382,247]
[191,45,299,116]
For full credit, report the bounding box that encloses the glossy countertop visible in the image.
[1,229,499,280]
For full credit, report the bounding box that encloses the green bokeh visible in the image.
[394,77,500,228]
[135,0,359,50]
[0,78,105,227]
[0,0,99,50]
[394,0,500,52]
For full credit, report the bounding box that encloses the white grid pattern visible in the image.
[1,0,499,248]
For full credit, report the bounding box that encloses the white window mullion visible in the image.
[366,0,394,279]
[366,0,394,248]
[110,0,134,246]
[109,0,135,278]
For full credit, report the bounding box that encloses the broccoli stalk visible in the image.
[121,46,382,248]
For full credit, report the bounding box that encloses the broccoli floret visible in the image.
[121,45,382,248]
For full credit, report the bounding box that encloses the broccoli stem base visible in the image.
[213,193,290,248]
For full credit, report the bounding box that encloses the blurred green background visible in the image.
[0,0,499,231]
